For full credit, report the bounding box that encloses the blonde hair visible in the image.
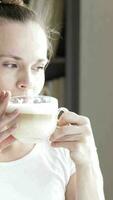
[0,0,53,59]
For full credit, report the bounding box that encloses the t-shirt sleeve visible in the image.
[62,148,76,186]
[61,147,76,177]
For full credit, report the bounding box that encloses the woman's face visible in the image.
[0,20,48,96]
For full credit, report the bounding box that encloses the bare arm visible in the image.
[50,110,105,200]
[74,161,105,200]
[65,173,77,200]
[65,158,105,200]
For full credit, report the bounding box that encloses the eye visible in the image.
[32,65,45,72]
[2,63,18,68]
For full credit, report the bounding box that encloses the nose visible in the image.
[16,70,33,90]
[17,81,31,89]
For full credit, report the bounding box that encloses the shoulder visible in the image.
[43,142,76,176]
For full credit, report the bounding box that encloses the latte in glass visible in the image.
[7,95,58,143]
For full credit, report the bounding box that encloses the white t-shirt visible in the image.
[0,142,76,200]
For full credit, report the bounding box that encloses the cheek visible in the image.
[34,72,45,93]
[0,73,16,91]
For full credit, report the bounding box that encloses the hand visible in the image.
[0,91,20,152]
[50,109,97,167]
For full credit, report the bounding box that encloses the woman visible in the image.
[0,0,105,199]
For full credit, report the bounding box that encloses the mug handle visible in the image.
[57,107,69,119]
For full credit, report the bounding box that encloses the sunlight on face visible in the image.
[0,20,48,96]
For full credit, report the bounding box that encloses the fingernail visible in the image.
[1,91,5,96]
[0,91,6,101]
[4,92,9,98]
[0,91,3,97]
[58,110,64,119]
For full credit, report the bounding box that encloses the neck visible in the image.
[0,140,35,162]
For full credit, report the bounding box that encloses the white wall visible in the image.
[79,1,113,199]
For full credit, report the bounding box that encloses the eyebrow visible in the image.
[0,54,49,64]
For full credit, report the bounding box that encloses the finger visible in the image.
[0,123,17,143]
[0,90,11,105]
[58,107,69,119]
[6,109,20,117]
[51,134,85,143]
[51,140,78,151]
[0,135,16,152]
[0,110,20,130]
[58,111,90,126]
[50,124,89,141]
[0,90,6,101]
[0,91,11,116]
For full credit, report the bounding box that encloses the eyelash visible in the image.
[3,63,17,68]
[32,66,45,71]
[2,63,45,71]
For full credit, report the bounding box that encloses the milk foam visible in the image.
[7,97,58,114]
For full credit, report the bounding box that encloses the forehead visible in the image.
[0,20,48,61]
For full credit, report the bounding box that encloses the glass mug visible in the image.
[6,95,58,143]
